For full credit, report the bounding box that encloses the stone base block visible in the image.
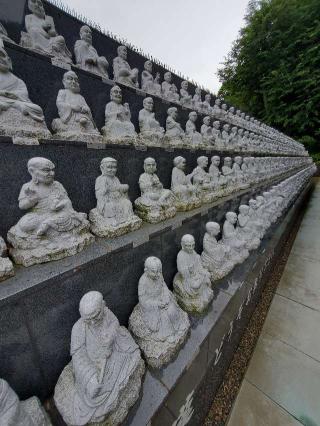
[89,209,142,238]
[0,257,14,282]
[134,203,177,224]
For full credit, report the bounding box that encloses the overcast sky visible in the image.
[61,0,249,93]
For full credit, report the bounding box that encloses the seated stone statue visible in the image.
[180,80,192,108]
[222,212,249,265]
[222,157,236,193]
[0,378,52,425]
[141,60,155,93]
[192,87,202,111]
[135,157,177,223]
[0,237,14,282]
[185,111,203,146]
[173,234,213,314]
[248,199,265,240]
[138,97,164,146]
[0,44,50,144]
[52,71,101,142]
[192,156,216,203]
[208,155,227,196]
[113,45,139,87]
[211,120,224,148]
[201,116,215,146]
[164,107,185,146]
[201,222,234,281]
[230,126,239,147]
[89,157,142,238]
[202,93,212,115]
[102,85,137,144]
[0,22,14,43]
[153,72,162,97]
[212,98,222,118]
[129,257,190,368]
[21,0,72,64]
[171,156,201,211]
[74,25,109,78]
[161,72,179,102]
[232,156,249,189]
[7,157,94,267]
[221,124,231,148]
[237,205,260,251]
[256,195,271,232]
[54,291,145,426]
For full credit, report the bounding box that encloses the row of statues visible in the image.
[1,165,314,425]
[0,3,305,154]
[0,155,310,272]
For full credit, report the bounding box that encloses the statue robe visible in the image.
[0,379,33,426]
[55,89,94,126]
[74,39,108,77]
[166,116,184,137]
[104,101,136,138]
[177,250,209,297]
[139,109,163,134]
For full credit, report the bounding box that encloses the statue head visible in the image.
[117,45,127,60]
[143,97,154,112]
[80,25,92,45]
[79,291,105,325]
[222,104,227,111]
[144,157,156,174]
[167,107,177,120]
[206,221,220,237]
[28,0,45,19]
[231,127,238,134]
[249,199,258,210]
[215,98,221,106]
[203,116,211,126]
[238,129,244,136]
[164,71,172,83]
[144,256,162,281]
[239,205,249,215]
[211,155,220,166]
[195,87,201,95]
[0,45,12,73]
[226,211,237,224]
[28,157,55,185]
[223,124,230,132]
[213,121,220,130]
[197,156,208,168]
[234,156,242,165]
[110,85,122,103]
[263,191,271,200]
[256,196,265,206]
[174,156,186,170]
[144,60,152,72]
[236,109,241,116]
[224,157,232,167]
[229,107,235,114]
[63,71,80,93]
[243,157,249,164]
[181,234,195,253]
[188,111,197,122]
[100,157,117,177]
[205,93,211,102]
[181,80,188,90]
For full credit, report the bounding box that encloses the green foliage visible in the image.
[218,0,320,154]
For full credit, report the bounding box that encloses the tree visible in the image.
[218,0,320,158]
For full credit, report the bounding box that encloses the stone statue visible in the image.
[74,25,109,78]
[138,97,164,146]
[201,222,234,281]
[161,72,179,102]
[0,237,14,282]
[171,156,201,211]
[153,72,162,97]
[192,87,202,111]
[7,157,94,267]
[164,107,185,147]
[222,157,236,192]
[202,93,212,115]
[212,98,222,118]
[221,124,231,148]
[89,157,142,238]
[0,378,52,425]
[180,81,192,108]
[222,212,249,265]
[52,71,101,142]
[201,116,215,146]
[102,85,137,144]
[185,111,203,146]
[208,155,227,196]
[113,45,139,87]
[211,121,224,148]
[237,205,260,251]
[0,43,50,144]
[232,156,249,189]
[141,60,155,93]
[129,257,190,368]
[135,157,177,223]
[191,156,216,203]
[173,234,213,314]
[0,22,14,43]
[54,291,145,426]
[21,0,72,64]
[248,199,264,240]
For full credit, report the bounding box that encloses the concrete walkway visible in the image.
[227,179,320,426]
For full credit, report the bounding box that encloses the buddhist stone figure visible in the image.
[0,44,50,144]
[185,111,203,146]
[222,212,249,265]
[202,93,212,115]
[102,85,137,144]
[54,291,145,426]
[129,257,190,368]
[164,106,185,146]
[173,234,213,314]
[212,98,222,118]
[74,25,109,78]
[201,222,234,281]
[113,45,139,87]
[211,121,224,148]
[141,60,155,93]
[153,72,162,97]
[180,81,192,108]
[21,0,72,64]
[208,155,227,196]
[248,199,264,239]
[237,205,260,251]
[135,157,176,223]
[89,157,142,238]
[221,124,231,148]
[171,156,201,211]
[232,156,249,189]
[138,97,164,146]
[7,157,94,267]
[201,116,215,146]
[0,22,14,43]
[0,378,52,425]
[52,71,101,142]
[193,87,202,111]
[192,156,216,203]
[161,72,178,102]
[0,237,14,282]
[222,157,236,193]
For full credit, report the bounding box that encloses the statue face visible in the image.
[213,122,220,129]
[205,94,211,102]
[181,81,188,90]
[215,99,221,106]
[111,86,122,103]
[80,26,92,45]
[189,112,197,122]
[146,262,161,280]
[235,157,242,165]
[198,157,208,168]
[145,61,152,72]
[222,104,227,111]
[31,161,55,185]
[144,98,154,112]
[195,87,201,95]
[182,237,195,253]
[169,109,177,120]
[164,72,172,83]
[0,48,12,72]
[63,72,80,93]
[29,0,45,19]
[224,158,232,166]
[228,213,237,224]
[177,158,186,170]
[118,46,127,60]
[213,157,220,166]
[203,117,210,126]
[144,159,156,174]
[102,160,117,177]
